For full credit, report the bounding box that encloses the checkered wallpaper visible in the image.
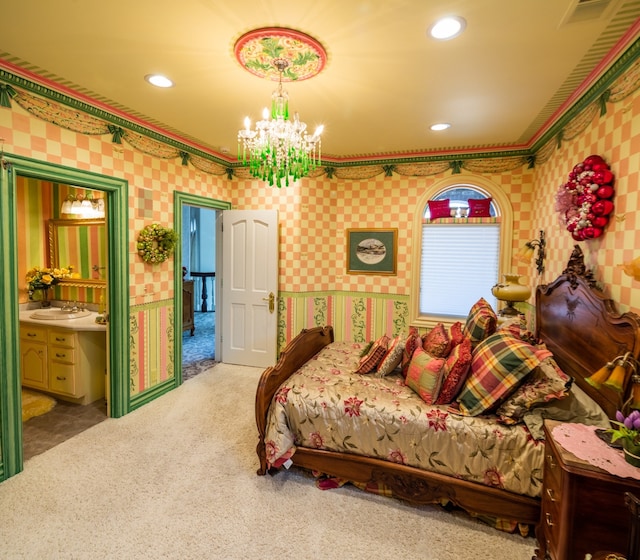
[2,64,640,391]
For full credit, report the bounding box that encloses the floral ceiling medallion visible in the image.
[234,27,327,82]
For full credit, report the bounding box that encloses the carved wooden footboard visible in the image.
[255,326,334,475]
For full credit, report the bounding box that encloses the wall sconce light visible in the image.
[60,193,105,219]
[586,351,638,397]
[515,230,546,275]
[620,256,640,282]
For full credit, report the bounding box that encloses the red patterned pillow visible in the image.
[435,337,473,405]
[422,323,452,358]
[428,199,451,219]
[463,298,497,349]
[355,334,390,374]
[401,327,422,378]
[468,198,492,217]
[404,346,447,405]
[449,321,464,349]
[456,332,541,416]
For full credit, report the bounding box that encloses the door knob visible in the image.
[262,292,275,313]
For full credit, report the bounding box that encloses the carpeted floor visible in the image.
[2,363,537,559]
[182,311,217,381]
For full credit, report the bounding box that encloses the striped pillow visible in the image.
[456,332,541,416]
[355,334,390,374]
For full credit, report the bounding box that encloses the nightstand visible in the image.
[534,420,640,560]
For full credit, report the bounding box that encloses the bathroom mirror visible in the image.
[48,219,107,287]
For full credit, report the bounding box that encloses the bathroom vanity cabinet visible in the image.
[20,321,106,405]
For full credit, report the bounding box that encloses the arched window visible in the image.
[410,176,513,328]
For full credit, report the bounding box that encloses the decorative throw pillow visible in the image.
[376,335,406,377]
[468,198,492,217]
[428,199,451,219]
[422,323,452,358]
[449,321,464,349]
[355,334,390,374]
[463,298,497,349]
[456,332,542,416]
[497,316,538,345]
[435,337,473,405]
[496,354,572,424]
[401,327,423,378]
[404,346,447,405]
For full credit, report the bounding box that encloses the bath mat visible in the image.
[22,389,56,422]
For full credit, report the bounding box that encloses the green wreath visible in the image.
[137,224,178,264]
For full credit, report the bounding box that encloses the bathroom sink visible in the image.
[30,308,92,320]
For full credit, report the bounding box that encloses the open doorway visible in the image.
[0,153,130,481]
[181,205,218,381]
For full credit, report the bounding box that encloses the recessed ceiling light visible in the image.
[429,16,466,40]
[430,123,451,131]
[145,74,174,88]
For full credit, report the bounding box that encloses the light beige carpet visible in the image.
[0,364,537,559]
[21,389,56,422]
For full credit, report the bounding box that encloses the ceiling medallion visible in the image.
[235,28,326,187]
[234,27,327,82]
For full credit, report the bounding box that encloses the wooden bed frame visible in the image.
[255,253,640,527]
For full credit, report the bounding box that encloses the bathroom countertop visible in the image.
[19,309,107,332]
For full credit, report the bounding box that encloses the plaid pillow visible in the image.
[404,346,447,405]
[456,332,541,416]
[355,334,390,374]
[463,298,497,349]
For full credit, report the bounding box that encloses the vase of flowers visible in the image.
[609,408,640,467]
[25,266,74,308]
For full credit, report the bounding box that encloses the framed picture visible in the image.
[346,228,398,275]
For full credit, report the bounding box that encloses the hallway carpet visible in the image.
[182,311,217,381]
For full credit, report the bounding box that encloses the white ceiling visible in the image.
[1,0,639,163]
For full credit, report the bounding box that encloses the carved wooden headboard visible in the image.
[536,249,640,419]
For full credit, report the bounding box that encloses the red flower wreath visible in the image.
[555,154,615,241]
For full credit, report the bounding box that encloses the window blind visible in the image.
[420,222,500,318]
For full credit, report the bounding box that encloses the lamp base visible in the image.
[498,301,522,317]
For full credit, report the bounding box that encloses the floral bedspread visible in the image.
[264,342,545,498]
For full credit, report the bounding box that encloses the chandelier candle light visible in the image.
[238,58,323,187]
[234,27,327,188]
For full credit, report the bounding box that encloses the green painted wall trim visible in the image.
[0,157,22,480]
[0,153,130,480]
[129,378,175,411]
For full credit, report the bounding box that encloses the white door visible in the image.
[221,210,278,367]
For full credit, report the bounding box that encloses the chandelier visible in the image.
[237,58,323,187]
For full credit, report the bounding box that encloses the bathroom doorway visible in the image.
[18,180,109,459]
[0,153,130,480]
